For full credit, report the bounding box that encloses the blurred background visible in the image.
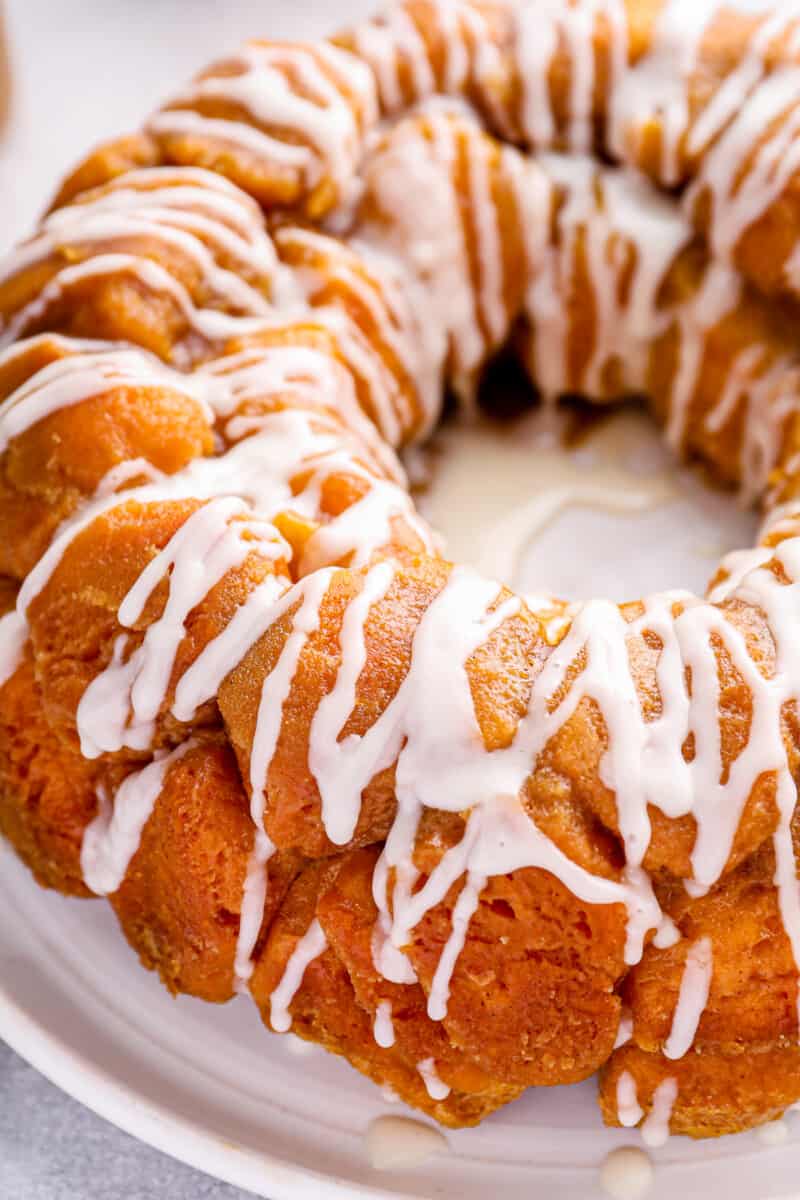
[0,0,377,249]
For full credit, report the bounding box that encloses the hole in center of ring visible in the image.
[409,363,758,602]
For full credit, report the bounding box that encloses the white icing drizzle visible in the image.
[0,341,214,453]
[149,42,377,197]
[242,515,800,1013]
[172,575,289,725]
[417,1057,451,1101]
[515,0,627,153]
[198,336,406,473]
[524,155,692,401]
[617,1069,644,1127]
[269,917,329,1033]
[609,0,716,184]
[249,568,337,807]
[275,226,427,443]
[234,828,276,990]
[76,496,284,758]
[347,0,504,138]
[0,610,25,689]
[358,107,542,385]
[374,999,396,1048]
[641,1077,678,1147]
[80,740,194,896]
[427,868,485,1021]
[690,56,800,266]
[614,1006,634,1049]
[0,323,436,723]
[0,252,269,357]
[308,559,397,844]
[663,935,713,1059]
[0,176,277,317]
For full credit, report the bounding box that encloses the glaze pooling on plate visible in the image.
[4,0,800,1152]
[365,1114,449,1170]
[599,1145,655,1200]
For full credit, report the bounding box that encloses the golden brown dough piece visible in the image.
[0,652,99,897]
[48,133,162,212]
[600,1042,800,1139]
[271,224,443,443]
[147,41,378,217]
[599,812,800,1137]
[0,167,277,365]
[626,846,799,1056]
[26,497,290,760]
[250,857,521,1126]
[356,108,538,389]
[402,810,627,1087]
[317,845,524,1108]
[111,737,302,1003]
[0,335,214,579]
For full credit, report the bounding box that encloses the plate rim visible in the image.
[0,974,432,1200]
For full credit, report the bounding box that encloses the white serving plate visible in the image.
[1,2,800,1196]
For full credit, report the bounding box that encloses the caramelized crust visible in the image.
[250,857,522,1126]
[0,653,99,897]
[112,738,302,1003]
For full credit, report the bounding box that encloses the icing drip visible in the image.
[269,917,329,1033]
[308,560,397,845]
[617,1069,644,1127]
[149,42,377,197]
[641,1077,678,1148]
[249,570,337,808]
[0,341,215,452]
[417,1057,451,1101]
[76,497,285,758]
[515,0,628,153]
[0,610,25,689]
[374,999,396,1048]
[663,936,713,1059]
[614,1007,634,1049]
[652,917,681,949]
[81,741,193,896]
[234,829,276,990]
